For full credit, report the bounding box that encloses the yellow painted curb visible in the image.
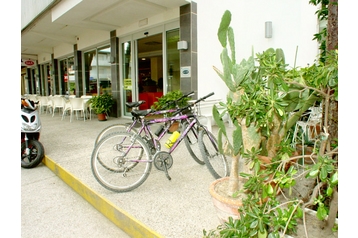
[42,156,163,238]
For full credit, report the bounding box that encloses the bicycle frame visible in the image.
[123,92,215,158]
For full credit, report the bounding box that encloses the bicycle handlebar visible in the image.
[173,92,214,115]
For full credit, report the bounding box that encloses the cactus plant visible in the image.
[207,9,338,238]
[212,9,319,199]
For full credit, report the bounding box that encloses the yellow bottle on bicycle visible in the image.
[165,131,180,148]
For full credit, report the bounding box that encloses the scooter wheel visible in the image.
[21,140,45,168]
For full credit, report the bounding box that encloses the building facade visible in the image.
[21,0,319,118]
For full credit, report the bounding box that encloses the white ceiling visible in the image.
[21,0,190,58]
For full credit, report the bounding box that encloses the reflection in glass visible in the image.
[97,46,111,95]
[166,29,180,92]
[84,50,96,95]
[122,41,132,113]
[84,46,111,96]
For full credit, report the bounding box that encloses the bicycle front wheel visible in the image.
[199,129,229,179]
[182,121,205,165]
[91,131,152,192]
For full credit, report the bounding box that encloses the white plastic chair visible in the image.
[62,98,86,122]
[46,96,54,115]
[28,95,38,102]
[52,96,66,117]
[292,106,322,145]
[81,95,93,120]
[62,99,72,120]
[37,96,48,114]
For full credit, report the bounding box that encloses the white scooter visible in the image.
[21,98,45,168]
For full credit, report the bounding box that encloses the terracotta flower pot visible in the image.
[209,177,244,223]
[97,113,107,121]
[295,144,316,164]
[168,121,179,133]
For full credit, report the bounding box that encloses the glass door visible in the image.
[137,33,163,110]
[121,40,133,115]
[120,24,180,117]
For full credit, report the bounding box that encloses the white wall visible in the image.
[196,0,319,101]
[21,0,56,29]
[76,29,110,51]
[54,43,74,59]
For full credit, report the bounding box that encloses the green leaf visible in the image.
[309,169,319,177]
[319,167,328,180]
[331,172,338,185]
[266,184,274,195]
[249,161,255,169]
[250,220,258,228]
[217,10,231,47]
[317,206,327,220]
[296,206,303,218]
[233,126,242,155]
[258,229,267,238]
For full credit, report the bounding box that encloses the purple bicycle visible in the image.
[91,92,229,192]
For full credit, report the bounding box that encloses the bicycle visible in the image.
[94,91,192,145]
[93,91,206,165]
[91,92,229,192]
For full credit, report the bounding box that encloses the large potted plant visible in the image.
[89,93,114,121]
[205,10,338,237]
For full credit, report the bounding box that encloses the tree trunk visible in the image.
[326,188,338,229]
[325,0,338,146]
[325,1,338,230]
[327,0,338,50]
[228,154,240,196]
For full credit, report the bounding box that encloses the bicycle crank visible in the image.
[153,151,173,180]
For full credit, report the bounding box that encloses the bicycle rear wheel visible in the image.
[199,129,229,179]
[182,121,205,165]
[91,131,152,192]
[94,123,138,146]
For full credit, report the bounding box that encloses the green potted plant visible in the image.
[205,10,338,238]
[151,90,191,111]
[151,90,191,132]
[89,93,114,121]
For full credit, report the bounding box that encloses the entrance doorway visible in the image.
[120,26,180,117]
[137,33,163,110]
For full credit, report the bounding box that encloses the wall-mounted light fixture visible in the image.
[177,41,188,50]
[265,21,272,38]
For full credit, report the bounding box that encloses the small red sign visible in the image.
[24,60,35,66]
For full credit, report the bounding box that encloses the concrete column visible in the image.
[179,2,198,99]
[110,30,120,118]
[74,44,84,97]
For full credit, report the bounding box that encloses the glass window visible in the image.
[84,49,96,95]
[122,41,132,113]
[84,45,111,96]
[59,57,75,95]
[166,29,180,92]
[97,46,111,95]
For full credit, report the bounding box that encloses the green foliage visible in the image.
[306,154,338,220]
[204,195,303,238]
[309,0,329,63]
[213,13,319,158]
[89,93,114,114]
[151,90,190,110]
[207,8,339,238]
